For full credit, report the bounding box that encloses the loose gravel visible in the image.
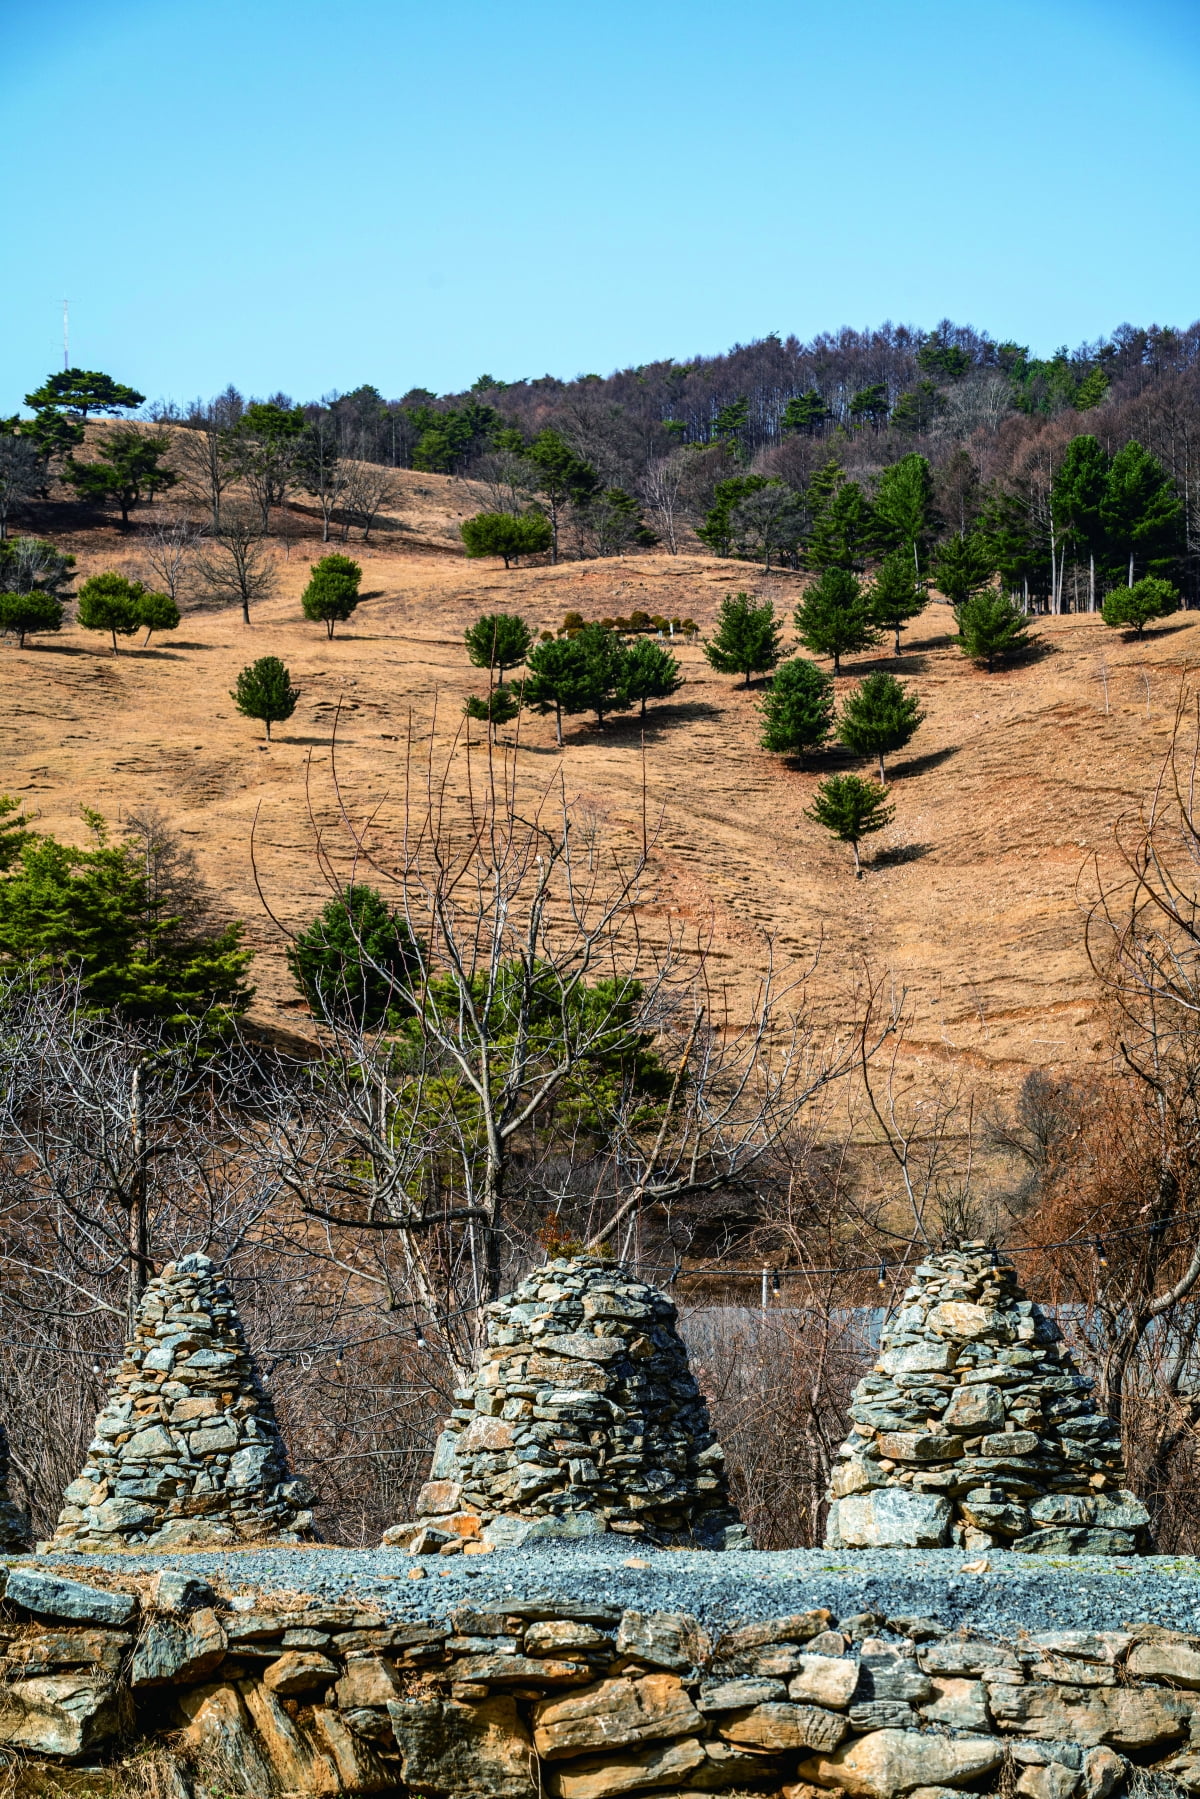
[14,1543,1200,1638]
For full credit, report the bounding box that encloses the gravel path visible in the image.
[16,1543,1200,1638]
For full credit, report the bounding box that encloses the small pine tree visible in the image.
[805,773,894,877]
[932,533,995,608]
[464,683,521,740]
[955,593,1035,670]
[1101,576,1179,638]
[618,638,683,720]
[793,568,880,674]
[757,658,835,759]
[867,550,928,653]
[703,592,783,687]
[286,884,419,1029]
[461,510,552,567]
[136,589,180,644]
[231,656,300,739]
[521,635,591,744]
[576,623,632,725]
[837,671,925,781]
[76,572,143,653]
[0,591,64,648]
[301,553,362,638]
[465,612,534,676]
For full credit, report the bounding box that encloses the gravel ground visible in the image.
[13,1544,1200,1638]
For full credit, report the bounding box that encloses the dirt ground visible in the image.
[5,466,1198,1106]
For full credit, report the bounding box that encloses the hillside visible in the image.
[4,501,1193,1099]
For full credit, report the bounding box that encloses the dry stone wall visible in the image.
[47,1254,314,1552]
[2,1560,1200,1798]
[385,1255,749,1551]
[826,1243,1152,1554]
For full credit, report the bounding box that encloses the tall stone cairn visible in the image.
[825,1240,1154,1554]
[385,1254,751,1551]
[0,1425,29,1549]
[47,1254,315,1552]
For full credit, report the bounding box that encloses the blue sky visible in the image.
[2,0,1198,407]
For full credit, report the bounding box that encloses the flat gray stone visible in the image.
[5,1568,136,1626]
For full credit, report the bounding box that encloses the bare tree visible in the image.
[196,511,278,623]
[340,457,394,543]
[639,453,690,554]
[297,416,349,543]
[141,515,201,607]
[177,401,240,529]
[470,449,537,517]
[0,435,42,540]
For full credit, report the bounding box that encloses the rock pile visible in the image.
[46,1253,315,1552]
[385,1254,750,1550]
[825,1241,1153,1553]
[0,1425,29,1550]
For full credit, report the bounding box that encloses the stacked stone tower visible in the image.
[47,1254,315,1552]
[825,1241,1153,1554]
[385,1254,750,1550]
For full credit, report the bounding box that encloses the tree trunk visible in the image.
[851,840,862,877]
[265,719,272,740]
[110,628,118,654]
[554,702,563,746]
[893,625,901,653]
[878,752,886,782]
[1089,553,1096,611]
[1129,552,1135,587]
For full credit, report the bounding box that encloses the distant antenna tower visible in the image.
[62,299,69,371]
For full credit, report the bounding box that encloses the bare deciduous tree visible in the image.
[141,515,201,606]
[340,457,394,543]
[639,453,690,554]
[196,511,278,623]
[0,435,42,540]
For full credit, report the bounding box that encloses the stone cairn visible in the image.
[46,1253,315,1552]
[825,1240,1153,1554]
[385,1254,751,1551]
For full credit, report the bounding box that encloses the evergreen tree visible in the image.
[76,572,143,652]
[757,657,835,758]
[697,475,770,555]
[136,590,180,644]
[890,381,946,434]
[464,683,522,739]
[805,774,894,877]
[873,454,935,571]
[849,383,890,427]
[1101,576,1179,638]
[525,430,600,562]
[1051,435,1109,609]
[618,638,683,720]
[460,510,552,566]
[23,369,144,419]
[0,591,64,648]
[520,635,592,744]
[703,592,784,686]
[62,429,177,524]
[1101,440,1183,586]
[932,532,995,608]
[806,476,873,571]
[781,390,829,435]
[0,796,30,871]
[793,568,880,674]
[301,552,362,638]
[576,623,632,725]
[955,593,1035,670]
[231,656,300,739]
[591,488,657,555]
[465,612,534,676]
[0,810,252,1028]
[286,884,420,1029]
[867,550,928,653]
[837,671,925,781]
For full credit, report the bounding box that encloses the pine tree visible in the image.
[1051,435,1109,610]
[618,638,682,720]
[287,885,420,1029]
[703,593,783,686]
[136,590,180,644]
[231,656,300,740]
[793,569,880,674]
[1101,440,1184,586]
[520,636,592,745]
[931,533,995,608]
[806,478,873,571]
[76,573,143,653]
[460,511,552,567]
[301,553,362,638]
[465,612,534,677]
[955,593,1035,670]
[757,658,835,759]
[780,390,829,435]
[464,683,521,739]
[805,774,894,877]
[837,671,925,780]
[1101,577,1179,638]
[867,550,928,652]
[873,454,935,571]
[0,591,64,648]
[62,429,177,525]
[576,623,632,725]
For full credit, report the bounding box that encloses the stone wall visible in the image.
[4,1558,1200,1798]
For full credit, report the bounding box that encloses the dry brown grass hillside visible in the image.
[5,465,1198,1104]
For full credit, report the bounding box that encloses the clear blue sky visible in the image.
[3,0,1198,408]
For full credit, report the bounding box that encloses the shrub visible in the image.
[954,593,1035,670]
[0,591,64,648]
[460,511,552,567]
[1101,577,1179,638]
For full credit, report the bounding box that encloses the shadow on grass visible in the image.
[889,745,959,779]
[872,842,932,868]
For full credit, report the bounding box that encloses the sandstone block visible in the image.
[455,1654,592,1684]
[309,1705,395,1794]
[1128,1637,1200,1687]
[0,1671,120,1757]
[927,1302,1001,1339]
[615,1611,710,1671]
[525,1621,612,1656]
[534,1673,703,1758]
[335,1656,403,1709]
[798,1728,1004,1798]
[241,1677,340,1793]
[176,1681,276,1793]
[788,1657,859,1709]
[988,1681,1192,1749]
[547,1735,706,1798]
[388,1695,537,1799]
[417,1479,463,1513]
[263,1651,340,1694]
[132,1608,227,1685]
[1017,1766,1081,1799]
[700,1677,788,1711]
[920,1677,989,1731]
[716,1613,832,1655]
[1082,1748,1125,1799]
[719,1701,847,1753]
